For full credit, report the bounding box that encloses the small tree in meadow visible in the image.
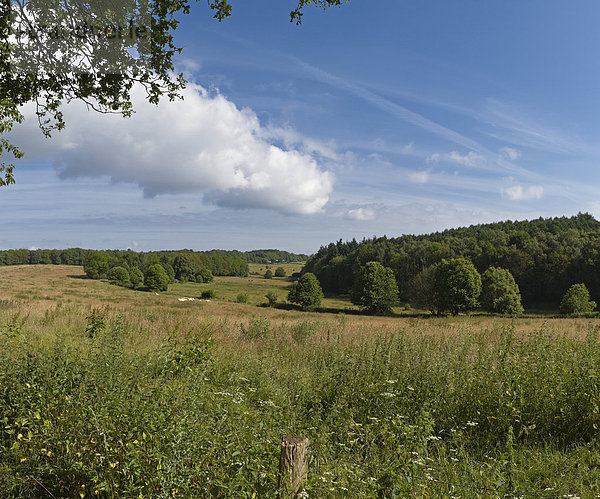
[288,273,323,311]
[433,258,481,315]
[480,267,523,315]
[264,269,273,279]
[274,266,286,277]
[351,261,399,315]
[560,283,596,315]
[144,264,170,292]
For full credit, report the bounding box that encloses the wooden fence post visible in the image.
[278,435,308,498]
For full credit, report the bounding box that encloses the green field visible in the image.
[2,265,600,497]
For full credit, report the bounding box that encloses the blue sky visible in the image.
[5,1,600,253]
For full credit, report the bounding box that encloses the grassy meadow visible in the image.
[2,265,600,497]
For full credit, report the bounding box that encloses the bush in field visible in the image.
[480,267,524,315]
[351,261,399,315]
[236,292,249,304]
[201,289,216,299]
[240,316,270,339]
[433,258,481,315]
[144,264,169,292]
[107,266,130,287]
[287,273,323,311]
[264,269,273,279]
[129,266,144,289]
[291,320,318,343]
[560,283,596,315]
[274,266,286,277]
[265,291,278,307]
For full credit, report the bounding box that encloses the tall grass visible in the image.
[2,311,600,497]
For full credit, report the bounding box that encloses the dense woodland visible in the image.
[303,213,600,308]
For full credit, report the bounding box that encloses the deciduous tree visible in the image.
[287,273,323,311]
[350,261,398,315]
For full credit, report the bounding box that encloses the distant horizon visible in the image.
[2,211,593,255]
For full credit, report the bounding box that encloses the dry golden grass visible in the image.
[0,265,597,354]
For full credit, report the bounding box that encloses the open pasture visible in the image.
[2,265,600,497]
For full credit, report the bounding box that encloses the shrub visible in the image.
[201,289,216,300]
[274,266,286,277]
[480,267,524,315]
[107,266,130,287]
[85,309,106,338]
[236,292,249,304]
[264,291,278,307]
[144,264,170,292]
[264,269,273,279]
[291,320,318,343]
[560,283,596,315]
[287,273,323,311]
[240,316,270,339]
[351,261,399,315]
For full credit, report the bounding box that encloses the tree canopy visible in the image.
[480,267,523,316]
[350,261,398,315]
[432,258,481,316]
[287,272,323,311]
[560,283,596,316]
[303,214,600,310]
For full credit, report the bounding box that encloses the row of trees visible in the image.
[290,260,595,316]
[303,213,600,310]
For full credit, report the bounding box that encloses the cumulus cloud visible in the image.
[409,170,429,184]
[11,84,334,215]
[499,147,522,161]
[503,184,544,201]
[345,207,376,221]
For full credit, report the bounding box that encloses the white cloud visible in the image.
[446,151,485,167]
[409,170,429,183]
[499,147,521,161]
[503,184,544,201]
[426,153,440,164]
[345,207,376,221]
[12,84,334,215]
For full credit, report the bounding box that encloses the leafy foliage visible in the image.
[560,283,597,315]
[274,266,286,277]
[287,272,323,311]
[304,214,600,310]
[433,258,481,315]
[480,267,524,315]
[350,261,398,314]
[264,269,273,279]
[107,266,131,287]
[144,264,169,292]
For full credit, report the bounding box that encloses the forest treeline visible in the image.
[0,248,306,273]
[302,213,600,308]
